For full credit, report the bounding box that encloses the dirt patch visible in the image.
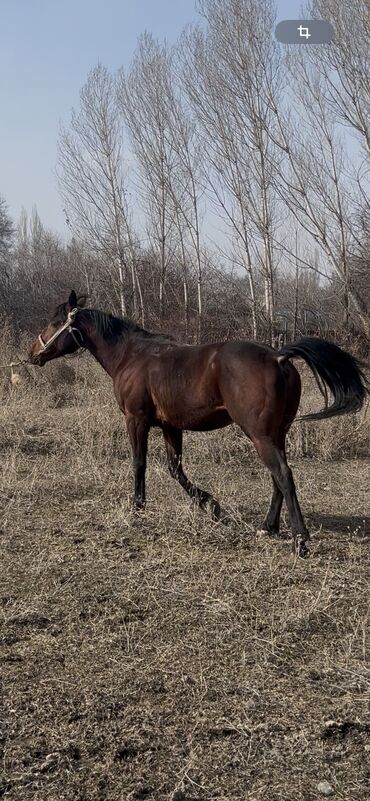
[0,396,369,801]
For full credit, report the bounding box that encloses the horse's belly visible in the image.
[155,406,231,431]
[187,408,232,431]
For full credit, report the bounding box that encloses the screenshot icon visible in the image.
[275,19,334,44]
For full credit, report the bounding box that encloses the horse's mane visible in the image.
[52,304,173,347]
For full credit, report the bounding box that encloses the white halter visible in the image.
[38,308,82,351]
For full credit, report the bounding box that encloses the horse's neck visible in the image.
[78,319,127,378]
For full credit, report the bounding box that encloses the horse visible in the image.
[29,291,368,558]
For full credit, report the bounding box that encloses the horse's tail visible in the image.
[277,336,368,421]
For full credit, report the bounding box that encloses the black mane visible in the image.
[84,309,147,343]
[52,303,173,346]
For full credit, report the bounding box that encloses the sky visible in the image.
[0,0,303,235]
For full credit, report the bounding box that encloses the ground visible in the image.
[0,380,369,801]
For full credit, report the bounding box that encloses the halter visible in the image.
[38,307,84,352]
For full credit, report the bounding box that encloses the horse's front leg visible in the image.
[126,414,150,510]
[163,426,229,523]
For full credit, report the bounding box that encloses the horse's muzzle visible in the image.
[29,351,46,366]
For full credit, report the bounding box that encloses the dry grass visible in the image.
[1,336,369,801]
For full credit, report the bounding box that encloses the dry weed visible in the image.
[1,329,369,800]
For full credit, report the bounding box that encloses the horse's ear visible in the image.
[68,290,78,309]
[76,294,88,308]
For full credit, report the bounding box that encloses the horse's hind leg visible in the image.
[258,476,283,536]
[258,432,286,536]
[163,426,227,523]
[253,436,310,558]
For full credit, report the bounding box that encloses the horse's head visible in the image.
[29,290,87,366]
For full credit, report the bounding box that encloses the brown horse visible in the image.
[29,292,368,558]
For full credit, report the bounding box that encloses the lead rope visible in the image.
[0,358,30,386]
[0,358,29,370]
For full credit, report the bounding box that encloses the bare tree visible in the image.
[181,0,283,341]
[0,196,13,292]
[263,19,370,336]
[160,77,204,340]
[310,0,370,159]
[58,63,141,320]
[117,34,180,324]
[280,58,354,324]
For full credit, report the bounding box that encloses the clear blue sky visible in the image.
[0,1,303,235]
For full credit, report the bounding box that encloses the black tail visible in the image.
[278,336,368,421]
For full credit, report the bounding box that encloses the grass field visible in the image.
[1,350,369,801]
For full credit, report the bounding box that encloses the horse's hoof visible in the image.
[133,501,145,512]
[218,509,231,526]
[209,499,221,520]
[256,526,279,538]
[293,538,310,559]
[206,499,229,525]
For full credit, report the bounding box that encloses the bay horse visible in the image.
[29,291,368,558]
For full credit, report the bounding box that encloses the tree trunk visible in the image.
[117,256,126,317]
[196,273,202,344]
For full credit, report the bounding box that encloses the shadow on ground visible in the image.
[309,512,370,537]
